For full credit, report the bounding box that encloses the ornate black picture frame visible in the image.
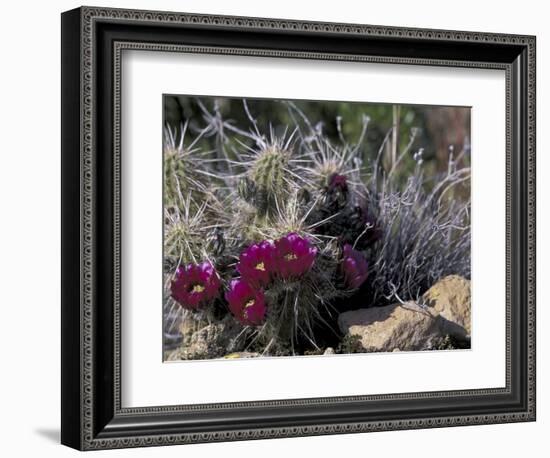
[61,6,536,450]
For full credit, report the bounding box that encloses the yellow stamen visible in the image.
[284,253,298,261]
[192,284,205,293]
[245,299,255,308]
[255,262,266,271]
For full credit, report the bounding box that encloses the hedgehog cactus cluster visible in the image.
[163,99,471,357]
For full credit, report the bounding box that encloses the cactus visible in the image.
[245,143,293,216]
[163,123,213,211]
[163,97,471,357]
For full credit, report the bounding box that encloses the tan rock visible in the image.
[179,315,199,345]
[165,348,186,361]
[338,275,471,352]
[169,315,243,360]
[224,352,260,359]
[422,275,471,336]
[338,301,442,352]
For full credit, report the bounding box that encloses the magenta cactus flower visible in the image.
[236,240,276,287]
[274,232,317,279]
[225,279,267,326]
[341,244,369,289]
[329,173,348,192]
[171,261,221,310]
[326,173,349,209]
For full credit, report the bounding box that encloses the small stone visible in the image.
[324,347,335,355]
[170,315,243,360]
[224,352,260,359]
[165,348,184,361]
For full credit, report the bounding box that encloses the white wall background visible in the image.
[0,0,545,456]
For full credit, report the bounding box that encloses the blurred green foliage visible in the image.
[164,95,470,187]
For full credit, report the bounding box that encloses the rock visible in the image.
[165,348,186,361]
[422,275,471,336]
[224,352,260,359]
[324,347,335,355]
[178,315,198,346]
[338,301,443,352]
[169,315,243,360]
[338,275,471,353]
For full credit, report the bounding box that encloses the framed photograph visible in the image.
[61,6,536,450]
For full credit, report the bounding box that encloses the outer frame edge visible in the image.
[61,6,84,451]
[66,6,536,450]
